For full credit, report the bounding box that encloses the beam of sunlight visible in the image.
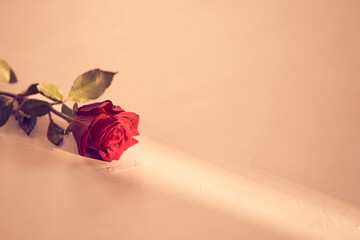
[106,137,360,240]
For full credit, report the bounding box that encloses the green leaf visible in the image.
[61,104,73,118]
[64,122,72,135]
[15,109,37,136]
[0,60,17,83]
[19,99,51,116]
[68,69,116,102]
[72,102,78,115]
[0,96,14,127]
[37,82,63,101]
[0,60,11,83]
[47,120,64,145]
[21,83,39,96]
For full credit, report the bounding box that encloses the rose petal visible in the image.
[99,126,126,161]
[98,148,111,161]
[79,130,91,156]
[117,112,139,136]
[72,115,94,156]
[71,100,139,161]
[105,104,125,115]
[89,116,118,149]
[77,100,112,113]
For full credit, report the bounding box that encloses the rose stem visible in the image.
[0,90,17,98]
[50,107,73,123]
[0,90,73,123]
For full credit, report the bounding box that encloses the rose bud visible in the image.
[72,100,139,161]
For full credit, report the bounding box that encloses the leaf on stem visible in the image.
[64,122,72,135]
[72,102,78,116]
[47,119,64,145]
[61,104,74,118]
[0,96,14,127]
[37,83,63,101]
[19,99,51,116]
[21,83,39,96]
[15,109,37,135]
[68,69,116,102]
[0,60,17,83]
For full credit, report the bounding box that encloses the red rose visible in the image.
[72,100,139,161]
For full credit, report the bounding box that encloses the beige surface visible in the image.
[1,0,360,239]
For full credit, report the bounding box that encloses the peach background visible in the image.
[1,0,360,239]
